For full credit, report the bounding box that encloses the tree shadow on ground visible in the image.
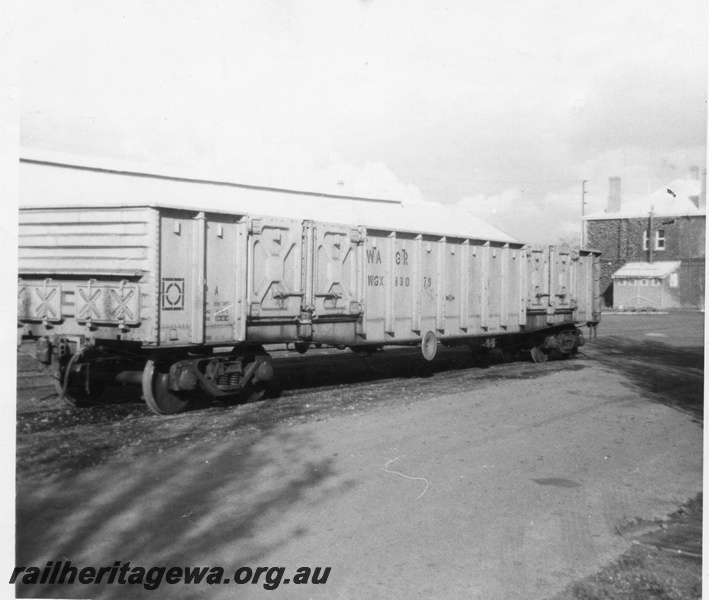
[16,423,353,599]
[585,337,703,423]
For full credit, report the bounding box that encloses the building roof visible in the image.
[585,177,705,220]
[611,261,681,279]
[19,148,520,244]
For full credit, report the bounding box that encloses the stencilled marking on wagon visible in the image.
[161,278,185,311]
[367,249,382,264]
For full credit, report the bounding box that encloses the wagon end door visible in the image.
[526,247,549,314]
[550,246,575,313]
[247,217,305,321]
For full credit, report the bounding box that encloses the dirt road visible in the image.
[14,313,704,599]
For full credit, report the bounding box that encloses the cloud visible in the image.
[458,187,583,245]
[458,188,524,218]
[569,62,707,155]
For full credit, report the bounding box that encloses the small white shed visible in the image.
[612,261,681,310]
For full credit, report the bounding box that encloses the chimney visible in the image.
[607,176,621,213]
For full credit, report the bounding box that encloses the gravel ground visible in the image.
[14,311,704,599]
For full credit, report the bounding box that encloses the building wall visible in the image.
[679,260,705,308]
[587,215,705,308]
[664,216,706,258]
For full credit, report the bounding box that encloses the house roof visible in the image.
[611,261,681,279]
[585,177,705,220]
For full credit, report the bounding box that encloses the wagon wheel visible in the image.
[142,360,191,415]
[550,348,572,361]
[421,331,438,361]
[530,345,549,364]
[241,382,268,404]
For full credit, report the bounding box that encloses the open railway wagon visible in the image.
[18,159,601,415]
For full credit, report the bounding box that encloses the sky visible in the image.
[16,0,708,244]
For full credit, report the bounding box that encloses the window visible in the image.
[640,279,648,286]
[617,279,625,286]
[643,229,666,251]
[655,229,665,250]
[669,273,679,288]
[652,279,660,286]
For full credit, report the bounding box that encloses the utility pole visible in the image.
[648,207,654,264]
[581,180,588,247]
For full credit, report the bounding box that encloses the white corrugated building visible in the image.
[611,261,682,310]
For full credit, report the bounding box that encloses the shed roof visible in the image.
[611,261,681,279]
[19,148,519,245]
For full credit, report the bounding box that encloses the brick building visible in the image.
[583,169,706,309]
